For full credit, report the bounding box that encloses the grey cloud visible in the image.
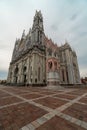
[79,55,87,66]
[50,24,58,31]
[0,0,87,78]
[70,13,78,21]
[79,31,87,37]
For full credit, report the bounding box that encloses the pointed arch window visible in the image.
[23,66,27,72]
[54,62,57,70]
[38,67,40,81]
[14,67,19,75]
[38,31,39,42]
[14,66,19,83]
[48,61,53,70]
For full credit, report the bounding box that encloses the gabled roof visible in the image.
[44,36,59,52]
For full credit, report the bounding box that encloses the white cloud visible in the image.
[0,0,87,78]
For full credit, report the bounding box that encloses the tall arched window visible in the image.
[66,71,69,83]
[14,66,19,83]
[24,75,26,83]
[14,67,19,75]
[15,77,17,83]
[38,31,39,42]
[48,61,52,70]
[54,62,57,70]
[30,66,32,75]
[40,33,42,44]
[38,67,40,81]
[23,66,27,72]
[23,66,27,84]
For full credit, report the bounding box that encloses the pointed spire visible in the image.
[39,10,41,16]
[22,29,25,39]
[64,39,70,47]
[65,39,68,44]
[15,38,18,45]
[29,28,31,35]
[35,10,38,18]
[15,38,17,43]
[35,10,37,14]
[27,28,32,38]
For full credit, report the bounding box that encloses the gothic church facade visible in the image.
[7,11,81,86]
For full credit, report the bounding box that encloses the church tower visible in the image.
[7,10,81,86]
[7,10,46,86]
[29,10,46,85]
[31,10,44,46]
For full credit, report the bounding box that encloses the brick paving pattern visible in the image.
[78,97,87,104]
[63,103,87,122]
[20,93,43,99]
[36,116,86,130]
[34,97,68,109]
[0,85,87,130]
[0,102,47,130]
[54,93,78,100]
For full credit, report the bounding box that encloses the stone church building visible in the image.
[7,11,81,86]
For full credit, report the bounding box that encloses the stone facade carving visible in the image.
[7,10,81,86]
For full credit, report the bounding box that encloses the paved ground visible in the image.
[0,85,87,130]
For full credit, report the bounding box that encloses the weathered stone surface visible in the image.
[7,10,81,86]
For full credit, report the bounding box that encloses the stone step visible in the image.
[46,85,64,90]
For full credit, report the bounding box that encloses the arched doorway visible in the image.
[54,61,57,70]
[14,66,19,83]
[48,61,53,70]
[38,67,40,81]
[23,66,27,84]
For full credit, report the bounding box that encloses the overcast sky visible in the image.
[0,0,87,79]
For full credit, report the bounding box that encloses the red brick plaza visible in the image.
[0,85,87,130]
